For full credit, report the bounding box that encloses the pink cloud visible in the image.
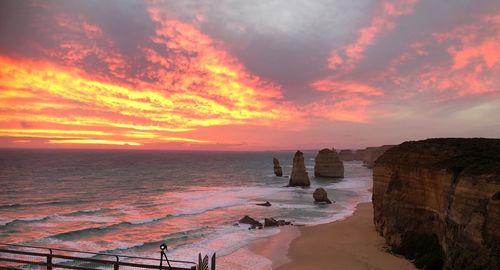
[308,97,374,123]
[385,14,500,99]
[316,1,419,123]
[449,38,499,70]
[308,77,383,122]
[312,78,383,96]
[45,15,128,80]
[328,0,419,72]
[327,50,343,69]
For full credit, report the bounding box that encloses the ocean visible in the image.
[0,149,372,269]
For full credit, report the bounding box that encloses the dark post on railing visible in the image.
[211,253,216,270]
[47,248,53,270]
[114,255,120,270]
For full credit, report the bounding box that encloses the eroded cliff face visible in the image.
[373,138,500,270]
[339,145,394,168]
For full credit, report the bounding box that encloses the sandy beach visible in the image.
[252,202,416,270]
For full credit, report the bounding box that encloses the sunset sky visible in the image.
[0,0,499,150]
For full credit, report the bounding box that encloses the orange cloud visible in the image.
[0,51,293,146]
[142,7,289,115]
[0,9,299,148]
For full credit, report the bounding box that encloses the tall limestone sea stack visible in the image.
[288,151,310,187]
[273,157,283,177]
[373,138,500,270]
[314,148,344,178]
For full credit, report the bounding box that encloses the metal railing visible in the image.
[0,243,198,270]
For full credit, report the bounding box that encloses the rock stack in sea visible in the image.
[373,138,500,270]
[313,188,333,204]
[314,148,344,178]
[288,151,310,187]
[273,157,283,176]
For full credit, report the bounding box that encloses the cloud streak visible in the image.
[328,0,418,72]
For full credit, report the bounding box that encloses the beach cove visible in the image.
[251,203,416,270]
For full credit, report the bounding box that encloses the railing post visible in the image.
[46,249,53,270]
[114,255,119,270]
[211,253,216,270]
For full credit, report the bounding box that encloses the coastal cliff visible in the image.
[373,138,500,270]
[339,145,394,168]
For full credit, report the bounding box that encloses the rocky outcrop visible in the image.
[339,145,394,168]
[239,215,262,226]
[313,188,333,204]
[273,157,283,176]
[256,201,271,207]
[239,215,263,229]
[240,216,292,229]
[373,138,500,270]
[264,218,278,227]
[288,151,310,187]
[264,218,292,227]
[314,148,344,178]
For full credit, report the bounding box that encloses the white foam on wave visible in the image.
[171,185,278,200]
[0,205,130,227]
[176,198,248,216]
[272,203,315,210]
[327,176,372,190]
[167,224,280,262]
[0,215,54,226]
[168,185,280,217]
[58,214,118,223]
[163,173,373,268]
[129,216,169,225]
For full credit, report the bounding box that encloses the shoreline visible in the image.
[250,202,417,270]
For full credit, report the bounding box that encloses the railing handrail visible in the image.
[0,251,191,270]
[0,242,196,265]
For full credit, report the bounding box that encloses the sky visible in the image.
[0,0,499,150]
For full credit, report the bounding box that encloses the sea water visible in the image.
[0,149,372,269]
